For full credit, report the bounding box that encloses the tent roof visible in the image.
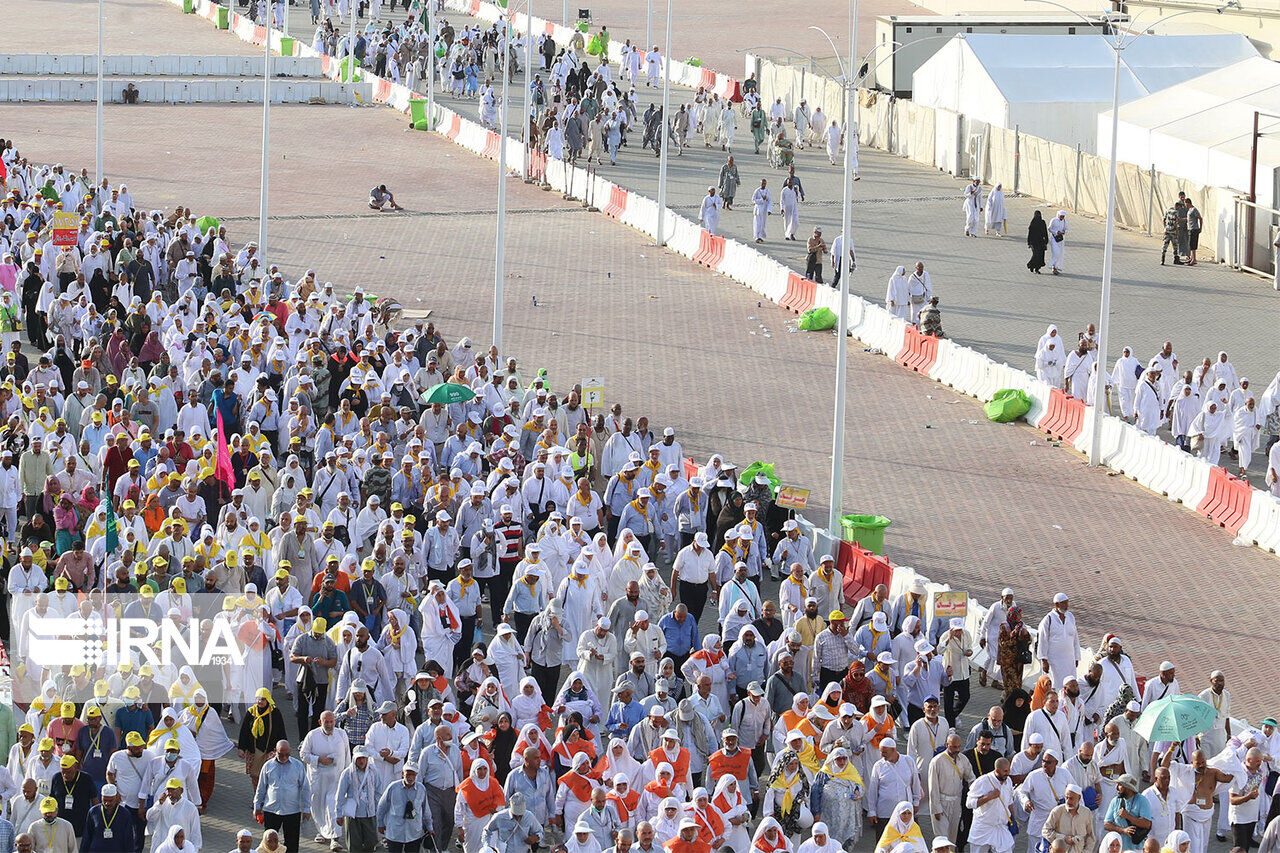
[947,33,1258,105]
[1106,56,1280,161]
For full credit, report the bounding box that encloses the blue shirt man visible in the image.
[1103,777,1153,851]
[376,768,433,846]
[80,787,138,853]
[659,606,699,660]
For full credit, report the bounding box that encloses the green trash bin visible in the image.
[840,514,891,554]
[215,5,229,27]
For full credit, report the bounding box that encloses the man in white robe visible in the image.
[645,47,662,86]
[751,181,772,243]
[699,189,722,236]
[364,701,411,792]
[300,711,351,845]
[577,618,618,704]
[1134,368,1165,435]
[780,180,800,241]
[966,760,1016,853]
[557,568,605,662]
[1110,348,1141,420]
[1035,595,1079,688]
[985,183,1007,235]
[825,122,842,166]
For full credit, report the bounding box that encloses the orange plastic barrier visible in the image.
[1038,388,1086,443]
[779,272,816,315]
[482,131,501,159]
[894,326,939,374]
[692,230,725,269]
[840,542,895,607]
[603,186,629,219]
[1195,466,1252,534]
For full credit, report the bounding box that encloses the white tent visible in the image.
[912,33,1259,150]
[1100,56,1280,207]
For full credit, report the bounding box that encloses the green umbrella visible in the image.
[1133,695,1217,742]
[422,382,476,405]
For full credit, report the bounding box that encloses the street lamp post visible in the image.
[654,0,673,245]
[810,7,858,536]
[426,0,435,132]
[260,10,271,267]
[96,0,104,184]
[494,11,516,351]
[523,0,535,181]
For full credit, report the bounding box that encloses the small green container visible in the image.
[840,514,891,554]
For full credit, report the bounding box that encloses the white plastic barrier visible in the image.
[1238,490,1280,552]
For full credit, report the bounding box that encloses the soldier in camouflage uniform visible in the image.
[1161,199,1183,265]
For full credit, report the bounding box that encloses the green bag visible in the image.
[798,306,837,331]
[984,388,1033,423]
[586,35,602,55]
[738,462,780,497]
[195,215,219,233]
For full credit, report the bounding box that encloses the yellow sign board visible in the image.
[776,486,809,510]
[933,590,968,619]
[51,211,79,247]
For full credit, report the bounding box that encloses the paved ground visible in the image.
[4,94,1271,853]
[8,3,1279,850]
[7,0,262,56]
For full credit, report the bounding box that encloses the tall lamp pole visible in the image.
[814,4,858,537]
[259,10,271,267]
[96,0,104,184]
[654,0,673,245]
[494,10,517,351]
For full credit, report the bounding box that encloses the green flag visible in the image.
[103,491,118,554]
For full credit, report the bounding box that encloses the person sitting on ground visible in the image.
[919,297,944,338]
[369,184,404,211]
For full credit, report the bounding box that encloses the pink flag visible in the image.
[214,409,235,490]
